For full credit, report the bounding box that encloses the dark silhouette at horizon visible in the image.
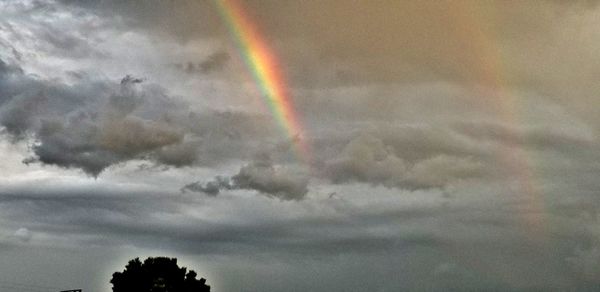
[111,257,210,292]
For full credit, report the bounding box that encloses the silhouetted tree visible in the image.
[111,257,210,292]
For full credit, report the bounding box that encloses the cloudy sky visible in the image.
[2,0,600,291]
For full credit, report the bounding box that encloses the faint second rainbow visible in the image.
[214,0,310,162]
[449,1,545,236]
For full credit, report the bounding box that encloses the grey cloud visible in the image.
[232,161,309,201]
[198,50,230,73]
[178,50,230,75]
[4,1,600,291]
[0,58,24,82]
[57,0,600,133]
[181,176,232,196]
[57,0,222,42]
[1,2,107,62]
[405,154,484,189]
[325,134,408,186]
[120,74,144,85]
[95,117,182,156]
[564,213,600,285]
[567,246,600,282]
[0,179,591,287]
[454,121,595,153]
[10,47,21,61]
[36,25,106,59]
[56,0,600,94]
[16,1,596,178]
[31,114,183,175]
[0,37,22,63]
[430,262,492,291]
[0,184,432,255]
[0,59,278,175]
[181,138,310,200]
[152,136,202,167]
[178,110,279,166]
[2,168,600,291]
[183,160,309,201]
[324,133,484,189]
[312,103,596,189]
[13,72,183,175]
[181,181,218,196]
[13,227,32,243]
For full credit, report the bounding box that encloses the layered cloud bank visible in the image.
[3,1,600,291]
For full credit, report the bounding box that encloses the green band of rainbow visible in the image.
[214,0,310,162]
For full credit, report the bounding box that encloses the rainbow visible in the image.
[449,2,545,237]
[214,0,310,162]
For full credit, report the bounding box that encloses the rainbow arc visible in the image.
[214,0,310,163]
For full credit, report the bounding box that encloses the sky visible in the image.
[2,0,600,291]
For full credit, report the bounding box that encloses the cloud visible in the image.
[0,67,186,175]
[36,24,106,59]
[13,227,32,242]
[0,57,282,175]
[177,50,230,74]
[120,74,144,85]
[567,246,600,282]
[182,160,309,201]
[324,134,408,186]
[324,133,484,189]
[179,110,278,166]
[55,0,600,133]
[0,1,107,62]
[231,161,309,201]
[405,154,483,189]
[454,120,595,153]
[56,0,600,92]
[198,50,230,73]
[0,176,442,256]
[152,136,202,167]
[4,2,600,291]
[181,176,232,196]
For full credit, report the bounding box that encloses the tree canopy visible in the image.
[111,257,210,292]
